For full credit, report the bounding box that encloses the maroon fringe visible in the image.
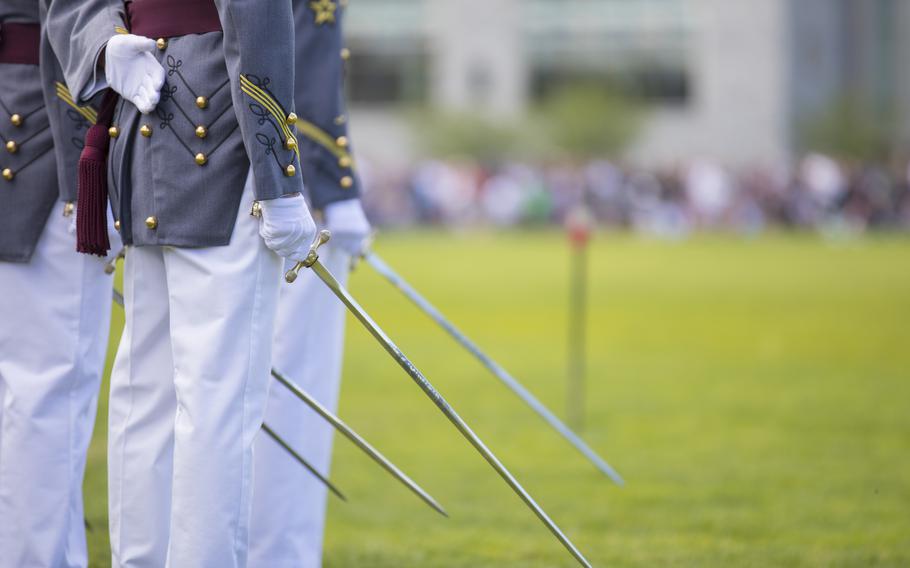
[76,90,118,256]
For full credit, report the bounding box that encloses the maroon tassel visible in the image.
[76,124,111,256]
[76,90,119,256]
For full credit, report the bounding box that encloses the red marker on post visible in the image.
[565,204,594,431]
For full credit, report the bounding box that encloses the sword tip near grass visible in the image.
[261,423,347,502]
[287,231,596,568]
[272,369,449,519]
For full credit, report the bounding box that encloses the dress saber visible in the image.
[261,424,347,502]
[111,288,442,511]
[271,370,448,518]
[363,252,623,486]
[286,231,595,568]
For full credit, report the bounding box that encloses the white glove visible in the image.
[258,195,318,262]
[325,198,371,256]
[105,34,166,114]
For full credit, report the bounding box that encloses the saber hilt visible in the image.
[104,248,125,275]
[286,230,331,283]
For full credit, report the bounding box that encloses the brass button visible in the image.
[145,216,158,230]
[285,164,296,177]
[335,136,348,148]
[63,202,75,217]
[340,176,353,188]
[2,168,14,181]
[195,96,208,109]
[338,155,352,168]
[341,48,351,60]
[10,114,22,127]
[285,138,298,151]
[108,126,120,138]
[5,140,17,153]
[140,124,152,137]
[286,112,298,126]
[156,38,168,50]
[250,201,262,218]
[114,220,121,231]
[195,125,208,139]
[195,153,208,166]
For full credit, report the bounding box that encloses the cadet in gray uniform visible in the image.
[249,1,371,565]
[0,1,116,566]
[46,0,318,566]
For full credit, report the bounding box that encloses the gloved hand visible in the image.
[324,198,371,256]
[105,34,166,114]
[258,195,318,262]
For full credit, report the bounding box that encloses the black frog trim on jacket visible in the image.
[240,74,300,177]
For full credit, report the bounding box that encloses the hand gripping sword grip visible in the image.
[285,229,332,283]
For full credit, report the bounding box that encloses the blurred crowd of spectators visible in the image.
[359,154,910,236]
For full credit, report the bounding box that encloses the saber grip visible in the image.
[104,248,126,275]
[286,229,331,283]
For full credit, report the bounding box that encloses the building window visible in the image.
[346,43,429,105]
[531,66,689,105]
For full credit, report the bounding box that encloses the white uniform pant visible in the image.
[0,202,114,568]
[248,245,351,568]
[107,182,282,568]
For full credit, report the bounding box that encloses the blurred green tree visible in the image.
[799,95,895,162]
[532,84,645,160]
[414,84,645,162]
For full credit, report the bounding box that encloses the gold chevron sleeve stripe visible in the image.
[56,90,98,124]
[238,76,296,143]
[296,119,355,169]
[238,76,286,123]
[239,75,300,162]
[55,82,98,124]
[55,82,98,121]
[242,84,301,164]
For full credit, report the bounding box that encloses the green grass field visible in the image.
[84,232,910,567]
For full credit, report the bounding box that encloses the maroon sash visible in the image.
[0,23,40,66]
[127,0,222,39]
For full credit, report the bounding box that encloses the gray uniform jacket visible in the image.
[47,0,304,248]
[0,0,95,262]
[293,0,361,212]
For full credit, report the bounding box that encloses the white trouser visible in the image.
[0,202,114,568]
[248,245,351,568]
[107,182,282,568]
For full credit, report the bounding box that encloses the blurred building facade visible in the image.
[344,0,910,169]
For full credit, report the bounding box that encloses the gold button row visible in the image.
[112,218,158,230]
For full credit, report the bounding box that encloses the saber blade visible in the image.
[364,252,623,486]
[272,369,448,518]
[262,424,347,501]
[288,245,594,568]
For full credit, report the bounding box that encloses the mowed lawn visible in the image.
[84,232,910,567]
